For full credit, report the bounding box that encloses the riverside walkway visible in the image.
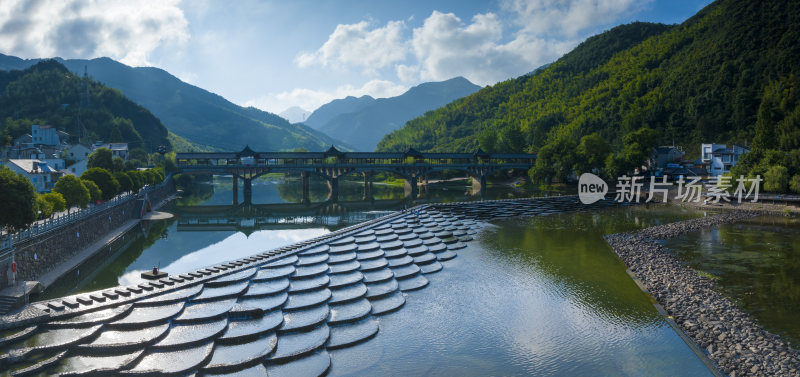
[0,196,618,376]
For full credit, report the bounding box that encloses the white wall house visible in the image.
[31,125,60,146]
[701,143,751,177]
[43,158,66,171]
[92,142,129,160]
[4,159,61,192]
[62,160,88,177]
[65,144,91,161]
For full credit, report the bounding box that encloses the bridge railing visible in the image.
[0,176,172,256]
[176,161,536,170]
[176,151,536,170]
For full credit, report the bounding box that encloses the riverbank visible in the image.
[0,180,176,313]
[605,211,800,376]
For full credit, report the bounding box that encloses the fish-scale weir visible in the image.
[0,196,620,376]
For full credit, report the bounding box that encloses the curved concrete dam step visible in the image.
[0,196,620,375]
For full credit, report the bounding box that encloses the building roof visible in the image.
[7,159,57,173]
[93,143,129,151]
[653,146,683,154]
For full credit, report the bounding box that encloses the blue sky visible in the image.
[0,0,713,115]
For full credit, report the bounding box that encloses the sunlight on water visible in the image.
[117,228,330,286]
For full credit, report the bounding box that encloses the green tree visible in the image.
[478,129,498,152]
[764,165,789,192]
[162,151,178,173]
[124,159,145,170]
[127,170,144,192]
[130,147,149,162]
[497,126,527,153]
[112,156,125,172]
[114,172,134,193]
[87,148,114,171]
[82,179,102,202]
[53,175,91,211]
[529,136,577,183]
[621,128,657,170]
[34,194,53,219]
[40,192,66,213]
[81,167,120,200]
[0,167,36,232]
[575,133,612,175]
[790,175,800,194]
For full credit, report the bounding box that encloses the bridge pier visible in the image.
[404,177,418,199]
[328,177,339,203]
[471,175,487,198]
[301,172,310,204]
[232,175,238,205]
[243,177,252,204]
[363,172,373,201]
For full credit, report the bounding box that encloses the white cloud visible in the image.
[396,64,419,82]
[0,0,189,66]
[409,11,572,85]
[295,20,408,72]
[243,79,407,115]
[501,0,646,37]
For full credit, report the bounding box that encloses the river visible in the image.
[39,176,713,375]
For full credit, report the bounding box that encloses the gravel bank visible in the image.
[605,211,800,376]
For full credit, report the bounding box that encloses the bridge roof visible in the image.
[175,150,536,160]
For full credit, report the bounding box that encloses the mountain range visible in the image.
[305,77,481,151]
[380,0,800,160]
[0,54,343,152]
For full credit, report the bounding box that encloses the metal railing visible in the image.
[0,176,172,256]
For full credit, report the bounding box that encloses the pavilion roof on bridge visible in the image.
[403,148,424,158]
[472,148,490,158]
[238,145,256,156]
[324,145,345,157]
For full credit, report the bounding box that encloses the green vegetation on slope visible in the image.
[0,54,347,152]
[377,0,800,190]
[0,60,170,151]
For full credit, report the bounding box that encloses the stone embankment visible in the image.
[605,211,800,377]
[8,179,175,285]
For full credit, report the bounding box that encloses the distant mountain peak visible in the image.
[305,77,481,151]
[279,106,311,123]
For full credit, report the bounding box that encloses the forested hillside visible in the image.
[377,0,800,189]
[0,60,170,151]
[0,55,346,151]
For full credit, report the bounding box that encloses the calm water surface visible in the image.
[661,216,800,345]
[325,206,712,376]
[42,177,714,375]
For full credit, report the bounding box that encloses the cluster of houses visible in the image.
[1,125,128,193]
[648,143,751,180]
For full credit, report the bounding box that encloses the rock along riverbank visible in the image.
[605,211,800,376]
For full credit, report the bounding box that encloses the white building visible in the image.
[31,125,60,146]
[701,143,751,177]
[62,160,88,177]
[65,144,91,161]
[43,158,66,171]
[92,142,129,160]
[4,159,61,192]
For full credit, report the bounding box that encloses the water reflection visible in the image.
[326,206,711,376]
[662,216,800,344]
